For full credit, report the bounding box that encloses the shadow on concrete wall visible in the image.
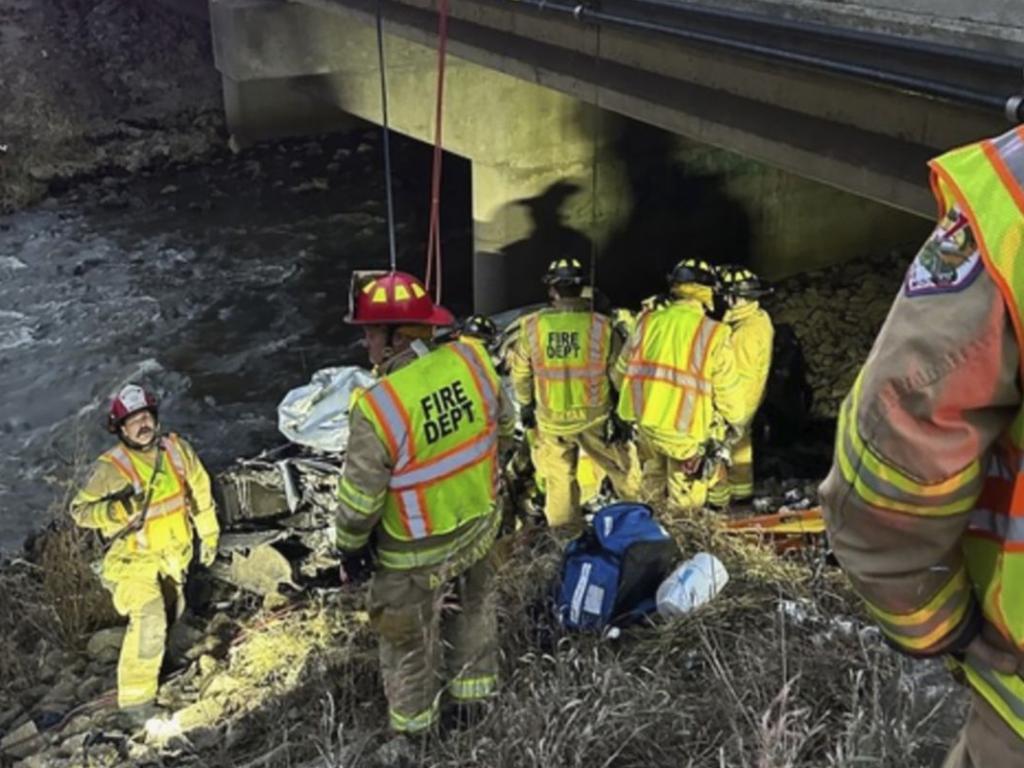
[600,121,753,308]
[492,181,594,308]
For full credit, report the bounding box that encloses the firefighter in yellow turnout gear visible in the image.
[510,258,641,529]
[613,259,750,516]
[70,384,219,723]
[707,266,774,507]
[336,271,515,734]
[821,126,1024,766]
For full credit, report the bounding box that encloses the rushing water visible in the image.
[0,130,472,551]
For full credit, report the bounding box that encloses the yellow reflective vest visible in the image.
[924,125,1024,739]
[345,340,502,569]
[615,299,746,460]
[104,434,194,550]
[71,433,219,577]
[511,304,614,435]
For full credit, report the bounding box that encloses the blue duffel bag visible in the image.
[556,502,681,631]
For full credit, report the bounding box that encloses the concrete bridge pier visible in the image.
[468,109,629,313]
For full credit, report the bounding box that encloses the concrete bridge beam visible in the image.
[211,0,929,312]
[472,141,628,314]
[212,0,633,310]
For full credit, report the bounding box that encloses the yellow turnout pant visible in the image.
[727,433,755,501]
[532,422,641,529]
[705,432,755,507]
[638,435,707,517]
[101,541,189,708]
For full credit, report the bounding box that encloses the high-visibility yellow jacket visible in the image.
[822,125,1024,742]
[71,433,219,573]
[723,300,774,415]
[612,298,749,460]
[337,339,515,574]
[510,298,620,436]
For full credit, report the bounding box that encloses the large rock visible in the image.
[75,676,104,701]
[214,543,298,596]
[86,627,125,662]
[57,732,89,757]
[14,753,55,768]
[36,679,77,711]
[1,720,41,759]
[0,705,24,731]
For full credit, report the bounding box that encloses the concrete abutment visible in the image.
[211,0,928,312]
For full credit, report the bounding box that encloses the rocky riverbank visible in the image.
[0,0,222,213]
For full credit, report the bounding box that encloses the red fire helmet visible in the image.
[347,271,454,326]
[107,384,159,433]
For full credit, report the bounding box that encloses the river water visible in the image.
[0,130,471,551]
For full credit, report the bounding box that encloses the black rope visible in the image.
[375,0,398,271]
[588,20,601,306]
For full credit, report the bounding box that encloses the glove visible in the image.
[199,536,219,567]
[603,413,632,444]
[105,486,134,524]
[339,547,375,585]
[699,442,731,481]
[519,403,537,430]
[110,488,147,530]
[713,442,732,468]
[723,423,744,448]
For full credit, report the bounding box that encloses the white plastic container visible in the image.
[656,552,729,617]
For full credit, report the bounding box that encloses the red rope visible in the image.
[424,0,449,304]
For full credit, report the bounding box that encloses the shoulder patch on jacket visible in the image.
[904,208,982,297]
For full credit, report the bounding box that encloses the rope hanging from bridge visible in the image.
[374,0,398,272]
[588,22,601,309]
[424,0,450,304]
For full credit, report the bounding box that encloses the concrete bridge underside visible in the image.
[209,0,1024,311]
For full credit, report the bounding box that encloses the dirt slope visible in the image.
[0,0,223,212]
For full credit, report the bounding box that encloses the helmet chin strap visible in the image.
[379,325,398,364]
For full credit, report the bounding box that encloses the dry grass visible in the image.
[168,599,375,734]
[175,521,962,768]
[38,522,119,644]
[417,523,961,768]
[0,507,964,767]
[0,562,62,695]
[30,417,122,645]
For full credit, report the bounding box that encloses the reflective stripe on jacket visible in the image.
[929,124,1024,738]
[350,341,502,560]
[510,303,614,436]
[99,434,193,553]
[615,300,741,459]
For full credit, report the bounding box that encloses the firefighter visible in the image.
[336,271,515,734]
[706,265,774,507]
[510,258,641,529]
[70,384,219,726]
[821,126,1024,766]
[612,258,749,516]
[459,314,499,351]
